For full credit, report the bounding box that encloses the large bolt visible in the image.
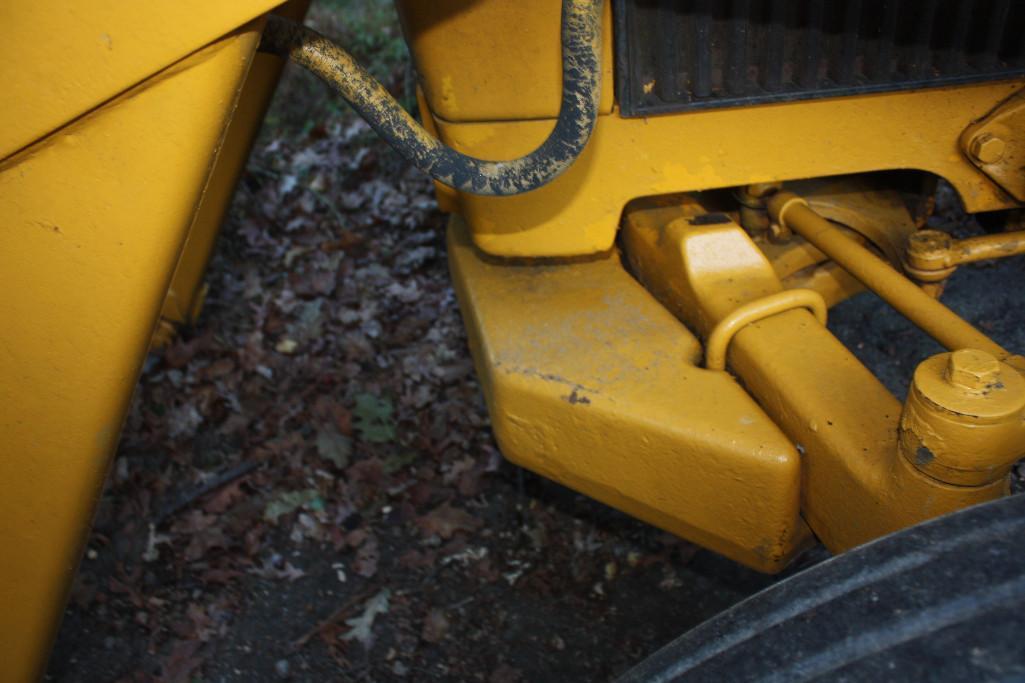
[901,350,1025,486]
[905,230,952,270]
[903,230,956,296]
[969,133,1006,165]
[746,182,783,199]
[945,349,1001,392]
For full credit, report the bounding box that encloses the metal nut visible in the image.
[746,182,783,199]
[945,349,1001,392]
[906,230,952,265]
[969,133,1006,165]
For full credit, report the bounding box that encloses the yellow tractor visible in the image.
[3,0,1025,679]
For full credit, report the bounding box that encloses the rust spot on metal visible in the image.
[688,213,732,226]
[565,388,591,405]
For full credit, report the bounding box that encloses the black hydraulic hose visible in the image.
[258,0,603,196]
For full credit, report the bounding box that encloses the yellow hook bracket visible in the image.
[705,289,828,371]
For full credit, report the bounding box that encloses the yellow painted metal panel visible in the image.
[396,0,615,122]
[901,350,1025,487]
[431,81,1025,257]
[156,49,287,339]
[157,0,312,343]
[0,26,261,681]
[0,0,281,160]
[448,217,812,573]
[732,310,1009,551]
[621,196,1013,552]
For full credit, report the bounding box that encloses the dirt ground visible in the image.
[46,4,1025,682]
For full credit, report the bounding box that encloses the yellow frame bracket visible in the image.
[705,289,827,371]
[621,191,1013,553]
[448,216,812,573]
[0,14,271,680]
[769,191,1010,359]
[960,87,1025,201]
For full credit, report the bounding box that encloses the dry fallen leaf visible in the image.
[263,489,322,524]
[202,479,246,515]
[251,556,306,582]
[353,535,379,578]
[489,663,523,683]
[184,526,229,563]
[420,608,449,644]
[275,338,299,354]
[416,502,482,540]
[315,426,352,469]
[157,640,204,683]
[341,589,390,649]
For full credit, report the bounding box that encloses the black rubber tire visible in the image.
[617,494,1025,682]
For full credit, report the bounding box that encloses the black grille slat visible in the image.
[835,0,861,85]
[692,0,713,97]
[870,0,900,82]
[654,0,683,102]
[981,0,1011,70]
[616,0,1025,117]
[800,0,824,87]
[939,0,972,73]
[727,0,751,94]
[763,0,786,91]
[909,0,938,78]
[1003,1,1025,64]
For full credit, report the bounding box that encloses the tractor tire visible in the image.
[618,494,1025,682]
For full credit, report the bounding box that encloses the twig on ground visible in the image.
[155,460,260,525]
[291,585,380,652]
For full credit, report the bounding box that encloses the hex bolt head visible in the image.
[906,230,952,265]
[969,133,1006,164]
[945,349,1001,392]
[746,182,783,199]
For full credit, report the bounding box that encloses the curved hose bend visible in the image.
[258,0,603,196]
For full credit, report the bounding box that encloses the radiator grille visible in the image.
[615,0,1025,117]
